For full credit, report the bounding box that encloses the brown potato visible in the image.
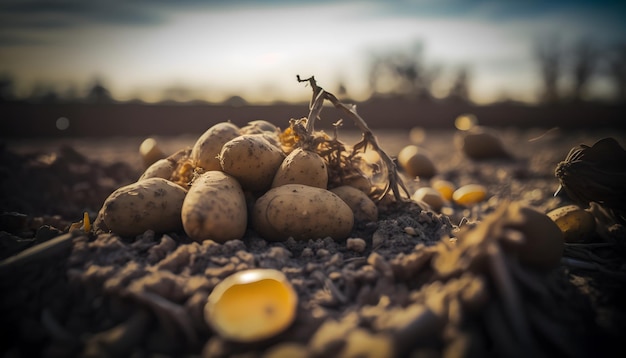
[502,203,564,271]
[456,128,511,160]
[219,134,285,192]
[253,184,354,241]
[272,147,328,189]
[138,158,176,181]
[397,145,437,179]
[547,204,596,243]
[411,187,445,212]
[330,185,378,222]
[100,178,187,237]
[191,122,240,171]
[182,171,247,243]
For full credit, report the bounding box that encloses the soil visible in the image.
[1,127,625,358]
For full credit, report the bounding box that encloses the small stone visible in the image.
[346,238,366,253]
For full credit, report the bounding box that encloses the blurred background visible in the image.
[1,0,626,138]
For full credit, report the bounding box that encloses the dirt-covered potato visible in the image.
[502,203,564,271]
[253,184,354,241]
[100,178,187,237]
[455,127,511,160]
[240,120,281,148]
[547,204,596,243]
[219,134,285,192]
[138,158,176,181]
[181,171,247,243]
[191,122,240,171]
[240,120,279,134]
[397,145,437,179]
[330,185,378,222]
[342,174,372,194]
[139,137,166,168]
[272,147,328,189]
[412,187,445,212]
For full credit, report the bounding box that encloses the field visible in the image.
[1,103,626,357]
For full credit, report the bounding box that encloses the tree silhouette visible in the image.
[607,42,626,103]
[28,82,59,103]
[570,39,598,102]
[367,41,440,100]
[447,66,471,103]
[535,36,562,104]
[86,79,112,103]
[0,73,16,102]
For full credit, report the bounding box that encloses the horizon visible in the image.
[1,0,626,105]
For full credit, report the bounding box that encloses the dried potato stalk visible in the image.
[281,75,410,202]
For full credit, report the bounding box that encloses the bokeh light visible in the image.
[56,117,70,131]
[455,114,477,131]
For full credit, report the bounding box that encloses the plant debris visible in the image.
[1,79,626,357]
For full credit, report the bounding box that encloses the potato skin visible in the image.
[253,184,354,241]
[138,158,176,181]
[330,185,378,222]
[101,178,187,237]
[191,122,240,171]
[547,204,595,243]
[272,147,328,189]
[182,171,247,243]
[503,203,564,270]
[397,145,437,179]
[456,129,510,160]
[219,134,285,193]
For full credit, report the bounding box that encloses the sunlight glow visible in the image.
[1,1,624,104]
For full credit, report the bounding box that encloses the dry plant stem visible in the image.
[41,308,76,343]
[128,290,198,344]
[297,75,410,200]
[561,257,626,280]
[487,241,536,353]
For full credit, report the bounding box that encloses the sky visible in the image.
[1,0,625,104]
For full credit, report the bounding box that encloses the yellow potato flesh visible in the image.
[431,180,455,201]
[206,270,297,342]
[453,184,487,206]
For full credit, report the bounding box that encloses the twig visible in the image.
[561,257,626,280]
[297,75,410,201]
[487,241,538,353]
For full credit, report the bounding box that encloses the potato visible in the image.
[272,147,328,189]
[453,184,487,206]
[502,203,564,270]
[547,204,596,243]
[182,171,247,243]
[100,178,187,237]
[253,184,354,241]
[240,120,279,134]
[219,134,285,192]
[330,185,378,222]
[138,158,176,181]
[342,174,372,194]
[411,187,445,212]
[455,128,510,160]
[240,120,281,148]
[191,122,240,171]
[397,145,437,179]
[139,137,166,168]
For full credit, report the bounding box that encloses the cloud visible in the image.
[0,0,164,31]
[373,0,626,22]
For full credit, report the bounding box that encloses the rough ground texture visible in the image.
[1,128,625,358]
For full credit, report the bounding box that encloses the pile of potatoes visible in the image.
[95,120,379,243]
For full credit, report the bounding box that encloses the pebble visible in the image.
[346,238,366,253]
